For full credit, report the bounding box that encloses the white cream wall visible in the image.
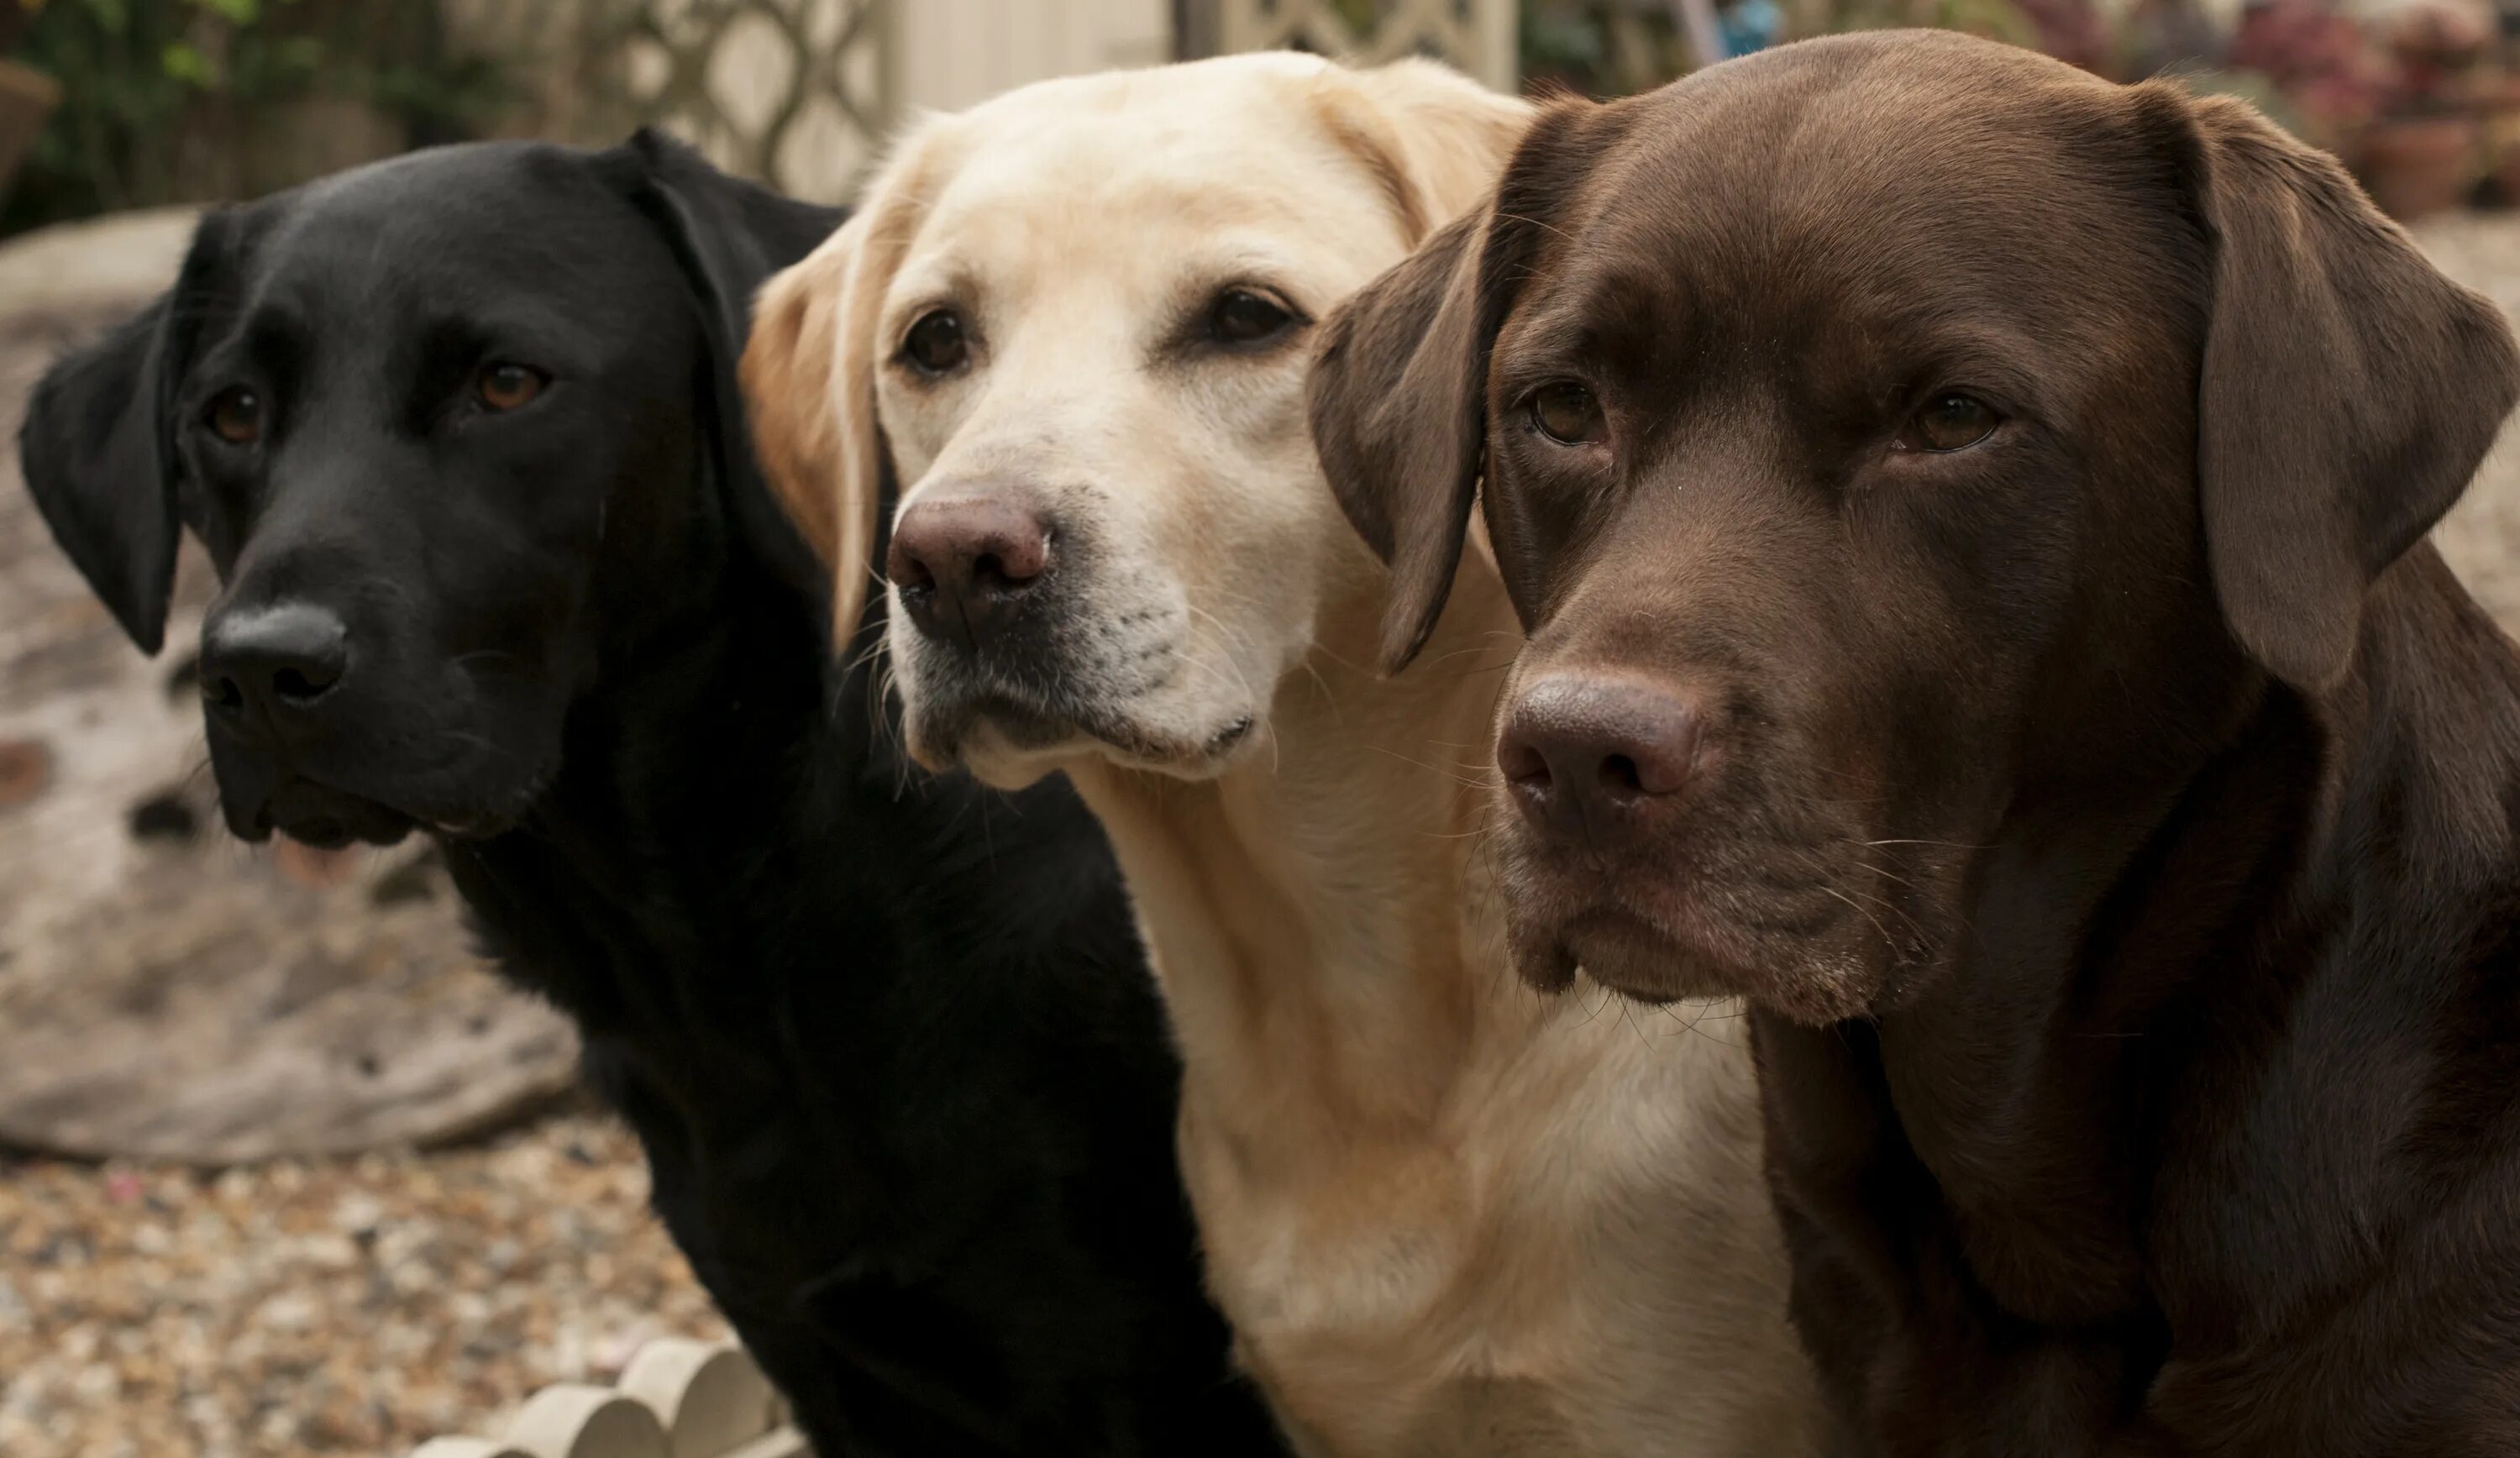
[445,0,1531,202]
[896,0,1173,114]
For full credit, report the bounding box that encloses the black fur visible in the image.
[18,133,1279,1456]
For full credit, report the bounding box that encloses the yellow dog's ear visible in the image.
[1299,59,1536,672]
[741,121,948,649]
[1328,57,1534,241]
[744,246,847,571]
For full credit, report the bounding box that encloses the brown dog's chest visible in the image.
[1756,1012,2171,1445]
[1877,1010,2153,1324]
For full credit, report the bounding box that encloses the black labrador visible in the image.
[1315,31,2520,1456]
[21,132,1278,1457]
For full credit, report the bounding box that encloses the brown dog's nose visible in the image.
[888,487,1054,649]
[1498,674,1704,845]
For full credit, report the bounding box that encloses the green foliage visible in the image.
[1520,1,1688,97]
[1521,3,1614,89]
[1520,0,2047,97]
[3,0,513,237]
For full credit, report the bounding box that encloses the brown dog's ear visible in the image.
[741,125,943,648]
[2171,89,2520,690]
[1310,99,1593,673]
[1310,207,1494,673]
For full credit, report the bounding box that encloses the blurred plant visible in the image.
[2228,0,2391,143]
[1519,0,1795,96]
[1522,0,1611,89]
[1522,2,1676,96]
[2113,0,2226,82]
[3,0,511,236]
[1822,0,2040,50]
[2012,0,2112,71]
[2381,0,2495,115]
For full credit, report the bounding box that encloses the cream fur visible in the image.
[746,53,1824,1457]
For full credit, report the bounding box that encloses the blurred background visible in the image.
[2,2,2517,1455]
[7,0,2520,236]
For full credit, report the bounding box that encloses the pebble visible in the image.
[0,1113,727,1458]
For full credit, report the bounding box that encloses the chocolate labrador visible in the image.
[21,134,1277,1456]
[1314,29,2520,1456]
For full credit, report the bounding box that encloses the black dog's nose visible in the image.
[201,601,351,729]
[1498,674,1704,846]
[888,486,1054,649]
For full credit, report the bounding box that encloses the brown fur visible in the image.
[1314,29,2520,1455]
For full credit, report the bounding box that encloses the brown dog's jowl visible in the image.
[1315,28,2520,1454]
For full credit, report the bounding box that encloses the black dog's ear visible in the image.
[19,292,191,653]
[1308,99,1596,674]
[2160,87,2520,690]
[603,128,849,603]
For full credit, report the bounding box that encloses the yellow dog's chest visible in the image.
[1190,1146,1571,1455]
[1173,1073,1647,1455]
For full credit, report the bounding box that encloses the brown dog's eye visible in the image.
[1529,381,1605,447]
[1208,288,1298,348]
[476,363,547,412]
[902,310,969,376]
[206,387,262,446]
[1898,392,1999,453]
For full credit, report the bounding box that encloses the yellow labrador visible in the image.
[743,54,1823,1456]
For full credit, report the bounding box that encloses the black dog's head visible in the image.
[21,134,840,847]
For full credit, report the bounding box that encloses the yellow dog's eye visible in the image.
[477,363,547,412]
[1208,288,1298,347]
[902,309,969,375]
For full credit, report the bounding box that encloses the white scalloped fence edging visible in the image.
[407,1339,811,1458]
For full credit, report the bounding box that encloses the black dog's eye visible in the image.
[901,309,969,376]
[1896,392,2000,454]
[206,386,262,446]
[1207,288,1299,348]
[1528,381,1605,447]
[476,363,547,413]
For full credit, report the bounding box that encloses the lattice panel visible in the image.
[579,0,892,204]
[1209,0,1520,91]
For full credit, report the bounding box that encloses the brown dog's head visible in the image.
[1311,30,2520,1020]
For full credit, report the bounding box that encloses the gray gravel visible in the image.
[0,1114,728,1458]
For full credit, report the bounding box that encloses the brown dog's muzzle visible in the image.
[1486,583,1899,1023]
